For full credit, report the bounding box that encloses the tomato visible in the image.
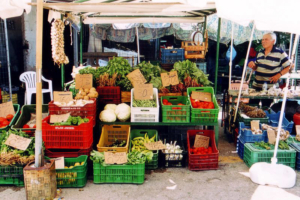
[177,103,184,105]
[6,114,14,121]
[163,99,168,104]
[2,120,9,126]
[23,124,30,128]
[33,124,36,128]
[0,117,5,125]
[167,102,172,105]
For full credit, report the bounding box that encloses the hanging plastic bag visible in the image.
[225,46,237,62]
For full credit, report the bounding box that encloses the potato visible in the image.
[79,88,84,93]
[84,88,89,93]
[81,92,86,96]
[84,96,89,100]
[90,87,96,92]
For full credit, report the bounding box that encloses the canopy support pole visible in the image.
[35,0,44,168]
[61,15,65,91]
[228,23,234,90]
[4,19,12,101]
[272,34,299,164]
[203,16,207,34]
[80,16,83,65]
[214,18,221,94]
[73,28,78,67]
[135,27,140,64]
[233,23,255,123]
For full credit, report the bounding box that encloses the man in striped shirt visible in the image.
[248,33,292,90]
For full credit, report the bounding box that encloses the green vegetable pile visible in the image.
[52,116,89,126]
[131,133,155,163]
[107,137,126,147]
[133,61,166,83]
[254,141,290,150]
[132,99,157,108]
[90,150,148,165]
[0,129,41,166]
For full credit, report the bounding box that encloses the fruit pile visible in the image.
[0,114,14,128]
[189,97,214,109]
[190,146,213,155]
[162,99,185,106]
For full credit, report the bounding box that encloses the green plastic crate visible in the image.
[187,87,220,123]
[238,111,269,126]
[11,104,48,135]
[93,162,145,184]
[243,143,296,168]
[49,155,88,188]
[286,136,300,145]
[129,129,158,170]
[161,96,190,123]
[0,104,20,131]
[0,165,24,186]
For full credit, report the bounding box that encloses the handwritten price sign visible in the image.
[194,135,210,148]
[191,91,212,102]
[5,134,32,151]
[144,141,166,150]
[134,84,154,100]
[0,101,15,118]
[75,74,93,89]
[50,113,70,123]
[104,152,127,164]
[54,91,73,103]
[127,69,147,87]
[161,71,179,87]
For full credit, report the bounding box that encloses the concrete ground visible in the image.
[1,125,300,200]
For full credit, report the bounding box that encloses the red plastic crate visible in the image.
[45,145,93,158]
[48,99,97,126]
[97,86,121,104]
[187,130,219,171]
[42,116,93,149]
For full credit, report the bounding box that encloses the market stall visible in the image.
[1,0,300,198]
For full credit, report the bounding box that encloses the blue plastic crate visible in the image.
[237,137,246,160]
[289,143,300,171]
[161,48,184,64]
[264,111,294,134]
[239,122,268,143]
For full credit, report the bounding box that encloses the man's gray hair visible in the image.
[264,32,277,44]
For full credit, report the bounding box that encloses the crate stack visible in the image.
[160,48,184,64]
[44,100,96,158]
[97,86,121,105]
[94,125,146,184]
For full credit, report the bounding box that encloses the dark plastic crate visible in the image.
[238,122,268,143]
[289,143,300,171]
[0,104,20,131]
[237,137,245,160]
[129,129,158,170]
[97,86,121,105]
[0,165,24,186]
[161,48,184,64]
[11,104,48,136]
[187,130,219,170]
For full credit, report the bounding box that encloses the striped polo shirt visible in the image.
[252,46,290,89]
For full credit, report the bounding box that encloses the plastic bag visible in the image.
[225,46,237,61]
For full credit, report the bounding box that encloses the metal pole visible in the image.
[233,23,256,123]
[272,34,299,164]
[228,23,234,90]
[35,0,44,168]
[135,27,140,64]
[61,15,65,91]
[203,16,207,34]
[73,28,78,67]
[214,18,221,94]
[4,19,12,101]
[80,16,83,65]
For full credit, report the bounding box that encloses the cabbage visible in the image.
[99,110,116,122]
[104,104,117,111]
[115,103,131,122]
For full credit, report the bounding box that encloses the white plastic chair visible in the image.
[19,71,53,105]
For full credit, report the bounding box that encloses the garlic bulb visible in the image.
[51,19,69,66]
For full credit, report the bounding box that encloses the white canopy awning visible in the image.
[215,0,300,34]
[0,0,32,19]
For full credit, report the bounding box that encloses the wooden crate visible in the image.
[2,94,18,104]
[184,51,206,59]
[181,41,206,51]
[182,30,208,60]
